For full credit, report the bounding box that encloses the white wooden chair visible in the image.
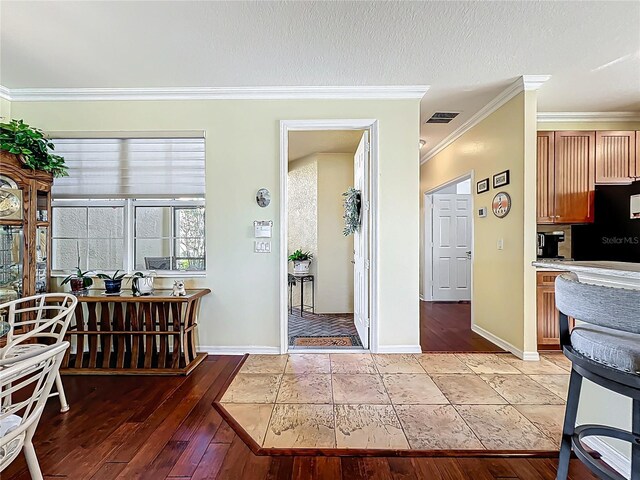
[0,294,77,413]
[0,342,69,480]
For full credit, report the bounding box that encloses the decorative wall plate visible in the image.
[491,191,511,218]
[256,188,270,207]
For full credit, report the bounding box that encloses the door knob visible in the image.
[465,251,472,259]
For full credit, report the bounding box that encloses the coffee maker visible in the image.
[537,231,565,258]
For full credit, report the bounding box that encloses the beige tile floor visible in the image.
[219,352,572,451]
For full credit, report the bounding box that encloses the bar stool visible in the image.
[555,272,640,480]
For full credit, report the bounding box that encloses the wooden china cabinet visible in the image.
[0,151,53,303]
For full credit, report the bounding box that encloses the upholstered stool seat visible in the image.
[554,272,640,480]
[571,324,640,375]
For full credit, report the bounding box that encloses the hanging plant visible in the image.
[0,119,68,177]
[342,187,362,236]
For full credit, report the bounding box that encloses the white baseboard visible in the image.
[582,436,631,479]
[376,345,422,354]
[199,346,280,355]
[471,325,539,361]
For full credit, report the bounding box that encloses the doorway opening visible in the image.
[422,174,504,352]
[280,120,378,354]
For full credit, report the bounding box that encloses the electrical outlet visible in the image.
[497,238,504,250]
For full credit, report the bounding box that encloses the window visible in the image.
[50,136,206,275]
[52,199,205,274]
[134,202,205,271]
[52,202,125,271]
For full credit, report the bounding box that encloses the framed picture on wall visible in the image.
[493,170,510,188]
[476,178,489,194]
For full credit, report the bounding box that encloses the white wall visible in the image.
[12,98,421,351]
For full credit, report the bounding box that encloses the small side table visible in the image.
[288,274,315,317]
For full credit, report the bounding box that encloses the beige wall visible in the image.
[316,153,354,313]
[287,153,354,314]
[0,98,10,119]
[421,92,538,355]
[12,98,421,350]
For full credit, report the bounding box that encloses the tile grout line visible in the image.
[418,353,488,450]
[375,354,435,450]
[260,354,287,448]
[450,403,491,450]
[329,354,338,449]
[525,373,570,403]
[449,353,562,449]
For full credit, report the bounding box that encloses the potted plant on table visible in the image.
[61,268,93,294]
[288,249,313,275]
[129,271,156,296]
[97,270,126,295]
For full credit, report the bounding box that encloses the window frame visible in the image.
[51,198,206,278]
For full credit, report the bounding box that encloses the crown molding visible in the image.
[522,75,552,91]
[421,75,550,164]
[0,85,10,101]
[0,85,430,102]
[537,111,640,123]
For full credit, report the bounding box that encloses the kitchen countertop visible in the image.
[532,259,640,288]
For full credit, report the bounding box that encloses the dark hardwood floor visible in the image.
[3,356,597,480]
[420,301,505,353]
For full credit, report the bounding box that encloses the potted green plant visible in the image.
[129,271,156,296]
[288,249,313,275]
[61,268,94,294]
[0,119,68,177]
[97,270,126,294]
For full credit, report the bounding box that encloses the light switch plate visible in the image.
[497,238,504,250]
[254,240,271,253]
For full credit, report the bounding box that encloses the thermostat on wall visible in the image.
[478,207,487,218]
[254,220,273,238]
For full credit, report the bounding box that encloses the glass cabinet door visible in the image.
[0,225,23,302]
[35,226,48,294]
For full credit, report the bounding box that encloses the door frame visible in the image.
[423,172,475,322]
[279,119,379,354]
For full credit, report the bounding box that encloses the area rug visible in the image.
[290,335,363,347]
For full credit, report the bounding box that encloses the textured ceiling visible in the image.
[1,1,639,151]
[288,130,363,162]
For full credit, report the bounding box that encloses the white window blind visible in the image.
[51,138,205,199]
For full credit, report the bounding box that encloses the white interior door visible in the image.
[431,194,472,301]
[353,131,369,348]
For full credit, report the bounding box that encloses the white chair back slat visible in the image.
[0,342,68,474]
[0,294,78,359]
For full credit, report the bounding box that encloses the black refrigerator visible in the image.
[572,181,640,262]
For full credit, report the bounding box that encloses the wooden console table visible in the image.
[60,289,210,376]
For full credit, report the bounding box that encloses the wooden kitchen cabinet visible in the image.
[537,131,595,224]
[536,271,573,350]
[595,131,637,184]
[554,131,595,223]
[537,132,555,223]
[636,131,640,179]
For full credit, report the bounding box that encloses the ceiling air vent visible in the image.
[426,112,460,124]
